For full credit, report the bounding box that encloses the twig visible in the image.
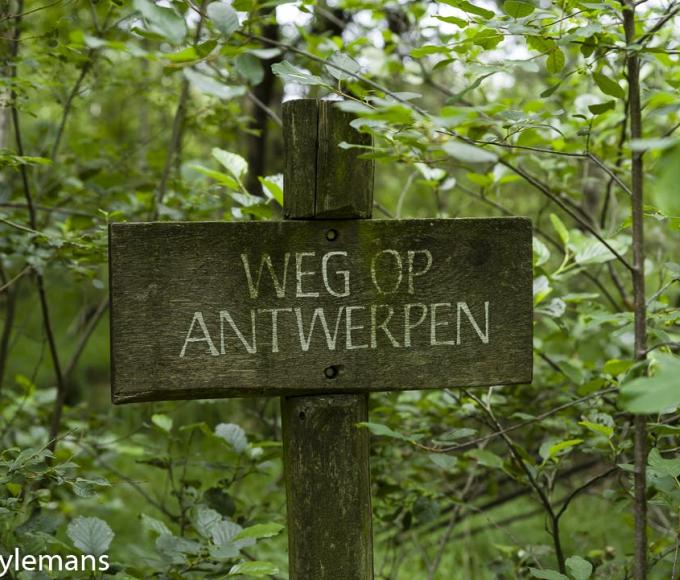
[638,2,680,45]
[500,158,634,272]
[153,1,209,218]
[75,440,177,521]
[435,387,618,453]
[50,50,96,161]
[466,389,566,573]
[63,296,108,380]
[470,140,633,198]
[0,264,31,293]
[246,88,282,127]
[0,0,63,22]
[373,201,393,218]
[555,466,619,519]
[0,202,97,218]
[645,341,680,355]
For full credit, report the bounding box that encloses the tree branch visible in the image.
[8,0,66,454]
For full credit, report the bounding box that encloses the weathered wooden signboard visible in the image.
[108,99,534,580]
[109,217,532,404]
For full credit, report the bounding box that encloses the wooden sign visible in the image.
[109,217,532,403]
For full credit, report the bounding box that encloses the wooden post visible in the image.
[281,99,374,580]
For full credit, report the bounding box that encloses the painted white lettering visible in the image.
[430,302,455,346]
[180,312,219,357]
[457,301,489,344]
[346,306,369,350]
[370,304,400,348]
[322,251,350,297]
[407,250,433,294]
[259,308,292,353]
[404,303,428,347]
[220,310,257,354]
[371,249,403,295]
[295,307,344,351]
[296,252,319,298]
[240,253,290,299]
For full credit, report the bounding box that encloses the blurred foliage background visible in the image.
[1,0,679,578]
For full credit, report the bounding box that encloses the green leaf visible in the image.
[428,453,459,470]
[213,148,248,180]
[271,61,326,86]
[151,413,173,433]
[442,141,498,164]
[434,15,468,27]
[603,359,634,376]
[67,517,114,556]
[655,145,680,216]
[411,45,450,58]
[648,447,680,478]
[533,237,551,267]
[529,569,569,580]
[473,29,503,49]
[233,523,284,541]
[141,514,171,536]
[566,556,593,580]
[71,477,110,498]
[359,422,411,441]
[549,213,570,245]
[192,505,223,538]
[621,354,680,413]
[540,80,563,98]
[211,519,242,546]
[207,2,240,38]
[467,449,504,469]
[588,101,615,115]
[229,561,279,577]
[190,164,240,189]
[533,275,552,305]
[569,231,630,266]
[593,72,625,100]
[578,421,613,438]
[630,137,678,152]
[503,0,535,18]
[133,0,186,44]
[215,423,248,453]
[163,47,197,64]
[543,439,583,462]
[546,48,565,74]
[259,174,284,205]
[184,69,247,100]
[156,534,201,563]
[235,53,265,85]
[326,52,360,81]
[440,0,495,19]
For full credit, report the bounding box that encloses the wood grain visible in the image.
[109,217,532,403]
[281,99,374,580]
[282,394,372,579]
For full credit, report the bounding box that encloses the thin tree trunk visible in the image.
[623,2,648,578]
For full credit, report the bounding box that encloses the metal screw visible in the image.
[324,366,338,379]
[326,229,338,241]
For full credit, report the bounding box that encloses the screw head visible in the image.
[324,366,338,379]
[326,229,338,241]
